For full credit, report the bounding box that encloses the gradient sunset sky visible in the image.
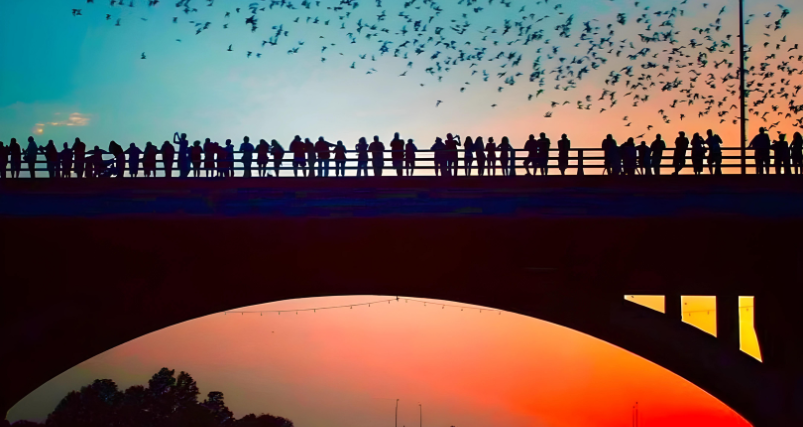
[2,0,801,175]
[9,296,756,427]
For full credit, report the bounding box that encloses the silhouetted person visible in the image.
[523,134,538,176]
[461,136,474,176]
[749,128,771,175]
[203,138,215,177]
[475,136,486,177]
[23,136,39,178]
[125,143,143,177]
[216,142,229,177]
[431,137,446,176]
[304,138,316,177]
[143,142,158,177]
[72,137,86,178]
[445,133,461,176]
[602,134,616,175]
[9,138,22,178]
[602,134,619,175]
[621,137,637,176]
[369,136,385,176]
[498,137,512,176]
[225,139,235,177]
[333,140,347,177]
[705,129,723,175]
[0,141,7,179]
[161,140,175,177]
[355,137,369,177]
[636,141,651,175]
[391,132,405,177]
[791,132,803,175]
[240,136,255,178]
[650,134,666,175]
[190,141,203,177]
[690,133,706,175]
[108,140,124,178]
[537,132,551,175]
[173,133,190,178]
[405,139,418,176]
[87,145,108,178]
[772,134,791,175]
[315,136,335,177]
[271,140,284,177]
[485,137,497,176]
[290,136,306,177]
[257,139,270,177]
[44,140,59,178]
[671,131,689,175]
[557,134,570,175]
[61,142,73,178]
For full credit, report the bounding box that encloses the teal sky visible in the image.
[1,0,801,160]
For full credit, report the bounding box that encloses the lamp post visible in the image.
[419,404,422,427]
[738,0,747,174]
[395,399,399,427]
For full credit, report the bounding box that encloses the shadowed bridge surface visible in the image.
[2,176,803,427]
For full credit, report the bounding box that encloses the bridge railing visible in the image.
[1,147,795,177]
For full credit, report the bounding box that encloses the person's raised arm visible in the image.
[173,132,180,144]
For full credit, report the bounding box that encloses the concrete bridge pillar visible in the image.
[664,292,682,322]
[716,294,740,351]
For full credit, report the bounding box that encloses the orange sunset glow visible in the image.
[9,296,753,427]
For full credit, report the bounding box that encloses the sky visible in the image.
[9,295,757,427]
[1,0,802,176]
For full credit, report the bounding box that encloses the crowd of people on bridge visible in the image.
[0,129,801,179]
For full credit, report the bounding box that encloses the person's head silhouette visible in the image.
[759,127,766,134]
[205,138,211,144]
[373,136,380,142]
[94,146,100,150]
[529,134,535,140]
[75,137,81,144]
[226,139,232,146]
[293,135,301,143]
[63,142,69,149]
[795,132,802,142]
[707,129,713,137]
[501,136,510,145]
[407,138,414,144]
[394,132,400,140]
[318,136,325,142]
[656,134,662,140]
[779,134,786,141]
[194,140,201,147]
[488,137,494,143]
[627,137,634,144]
[475,136,483,145]
[640,140,646,145]
[693,132,700,140]
[679,131,685,137]
[606,134,613,140]
[180,133,187,141]
[243,136,250,143]
[28,136,34,143]
[562,134,568,140]
[359,137,367,145]
[435,137,442,144]
[540,132,546,139]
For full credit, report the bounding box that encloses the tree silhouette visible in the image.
[9,368,292,427]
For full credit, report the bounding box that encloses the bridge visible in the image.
[1,176,803,427]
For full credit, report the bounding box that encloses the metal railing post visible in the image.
[577,150,584,176]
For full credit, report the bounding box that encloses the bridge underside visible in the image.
[2,177,803,426]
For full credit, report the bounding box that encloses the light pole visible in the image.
[738,0,747,174]
[419,404,422,427]
[395,399,399,427]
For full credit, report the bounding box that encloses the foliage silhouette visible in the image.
[9,368,292,427]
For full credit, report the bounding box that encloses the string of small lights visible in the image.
[222,297,504,316]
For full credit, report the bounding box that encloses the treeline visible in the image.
[10,368,293,427]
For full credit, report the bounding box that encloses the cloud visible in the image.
[32,112,91,135]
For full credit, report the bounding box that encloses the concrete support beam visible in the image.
[716,294,740,351]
